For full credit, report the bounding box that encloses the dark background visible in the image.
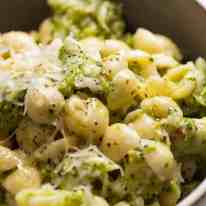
[0,0,50,32]
[0,0,206,58]
[122,0,206,59]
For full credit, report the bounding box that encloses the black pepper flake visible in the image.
[49,109,54,114]
[149,57,154,62]
[164,162,169,168]
[108,169,121,181]
[130,90,135,96]
[124,154,129,162]
[88,148,94,152]
[130,173,135,179]
[92,179,103,190]
[107,143,111,147]
[33,136,39,146]
[161,136,167,143]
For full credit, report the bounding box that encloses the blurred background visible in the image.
[0,0,50,32]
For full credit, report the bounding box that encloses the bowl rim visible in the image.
[0,1,206,206]
[178,179,206,206]
[179,2,206,205]
[196,0,206,9]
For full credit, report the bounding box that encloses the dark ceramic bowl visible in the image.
[0,0,206,205]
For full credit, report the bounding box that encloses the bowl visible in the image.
[0,0,206,205]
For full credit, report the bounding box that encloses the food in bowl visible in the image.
[0,0,205,206]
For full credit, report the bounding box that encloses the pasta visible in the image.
[140,139,176,181]
[25,86,65,124]
[0,146,20,172]
[125,109,169,143]
[3,166,41,195]
[63,95,109,144]
[100,40,130,58]
[107,69,142,111]
[0,0,205,205]
[101,123,140,161]
[16,117,56,154]
[127,50,159,78]
[133,28,183,61]
[103,52,128,79]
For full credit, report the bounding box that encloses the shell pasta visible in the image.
[0,0,205,206]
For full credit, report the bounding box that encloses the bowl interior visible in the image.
[0,0,206,205]
[0,0,50,32]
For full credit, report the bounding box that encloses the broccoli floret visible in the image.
[0,187,6,206]
[39,0,125,43]
[16,184,102,206]
[39,145,180,206]
[58,37,110,97]
[159,180,181,206]
[120,150,163,202]
[0,85,25,136]
[38,146,125,204]
[180,88,206,118]
[120,149,181,206]
[53,146,123,200]
[0,101,23,136]
[180,58,206,117]
[170,118,206,159]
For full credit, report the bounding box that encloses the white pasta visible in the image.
[125,109,168,141]
[140,96,183,120]
[80,37,104,61]
[133,28,182,61]
[100,39,130,58]
[141,139,176,181]
[0,146,20,172]
[101,123,140,161]
[63,95,109,144]
[114,202,130,206]
[103,52,128,79]
[25,86,65,124]
[127,50,159,78]
[0,2,205,205]
[0,32,38,54]
[16,117,56,154]
[3,166,41,194]
[152,54,179,70]
[139,75,175,99]
[139,64,197,100]
[34,138,67,162]
[92,196,109,206]
[107,69,142,111]
[164,63,197,100]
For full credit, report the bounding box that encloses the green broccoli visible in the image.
[0,188,6,206]
[39,145,180,206]
[170,118,206,159]
[120,149,163,203]
[39,0,125,43]
[58,37,110,97]
[180,58,206,117]
[159,180,181,206]
[0,99,24,137]
[16,184,106,206]
[120,148,181,206]
[52,146,123,201]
